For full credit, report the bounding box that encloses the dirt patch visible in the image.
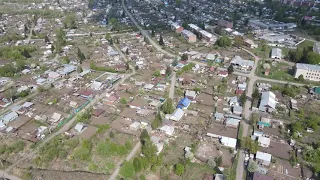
[30,169,109,180]
[79,126,97,139]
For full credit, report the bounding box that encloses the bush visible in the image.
[73,147,90,161]
[174,163,185,176]
[125,140,132,150]
[120,161,135,178]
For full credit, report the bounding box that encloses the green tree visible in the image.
[140,129,150,142]
[55,28,66,53]
[165,66,172,77]
[247,159,258,172]
[172,57,178,66]
[77,47,85,64]
[252,88,260,103]
[214,156,222,166]
[64,14,77,29]
[153,70,161,77]
[159,34,164,46]
[161,98,174,114]
[297,74,304,82]
[227,65,234,74]
[105,33,111,40]
[216,36,232,47]
[135,65,139,70]
[239,93,247,106]
[77,66,83,73]
[109,18,118,25]
[120,161,135,178]
[120,98,127,104]
[44,36,50,44]
[133,157,142,172]
[244,137,258,154]
[151,112,162,130]
[141,139,158,159]
[207,158,216,168]
[151,30,155,37]
[234,36,243,47]
[181,54,188,61]
[62,56,70,64]
[174,163,184,176]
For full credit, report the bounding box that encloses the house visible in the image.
[199,30,217,43]
[144,84,154,91]
[218,20,233,28]
[181,30,197,43]
[92,109,105,117]
[244,39,258,49]
[50,112,62,123]
[159,125,175,136]
[149,100,161,109]
[218,70,228,78]
[259,91,277,112]
[130,122,140,131]
[258,117,272,128]
[151,136,164,154]
[214,112,224,121]
[232,105,243,116]
[79,90,94,99]
[169,21,184,33]
[258,136,271,148]
[290,98,298,111]
[230,56,254,70]
[256,151,272,166]
[36,78,47,85]
[136,109,152,117]
[75,123,86,133]
[220,136,237,149]
[294,63,320,81]
[271,48,282,60]
[229,96,239,106]
[252,173,274,180]
[185,90,197,100]
[1,111,18,124]
[177,97,191,109]
[91,81,103,91]
[104,94,119,105]
[170,108,184,121]
[225,118,240,128]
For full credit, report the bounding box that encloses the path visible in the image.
[169,72,176,99]
[108,142,141,180]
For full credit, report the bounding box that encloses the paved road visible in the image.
[109,142,141,180]
[0,170,22,180]
[169,72,176,99]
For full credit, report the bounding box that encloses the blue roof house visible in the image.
[177,97,191,109]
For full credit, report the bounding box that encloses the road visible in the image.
[108,142,141,180]
[169,72,176,99]
[0,170,22,180]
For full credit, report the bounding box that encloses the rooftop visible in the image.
[296,63,320,71]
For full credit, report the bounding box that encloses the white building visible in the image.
[256,151,272,166]
[258,136,271,148]
[313,42,320,54]
[294,63,320,81]
[230,56,254,70]
[220,136,237,149]
[271,48,282,60]
[259,91,277,112]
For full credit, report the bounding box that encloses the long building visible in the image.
[188,24,217,43]
[181,30,196,43]
[295,63,320,81]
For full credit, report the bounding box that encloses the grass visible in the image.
[256,60,295,81]
[297,40,314,49]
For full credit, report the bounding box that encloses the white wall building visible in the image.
[295,63,320,81]
[271,48,282,59]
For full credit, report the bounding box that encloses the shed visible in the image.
[75,122,86,133]
[258,136,270,148]
[220,136,237,149]
[170,108,184,121]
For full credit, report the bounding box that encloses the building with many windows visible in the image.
[295,63,320,81]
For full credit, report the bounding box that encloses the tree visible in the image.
[298,74,304,82]
[234,36,243,47]
[126,48,129,55]
[153,70,161,77]
[159,34,164,46]
[62,56,70,64]
[135,65,139,70]
[64,14,77,29]
[227,65,234,74]
[77,66,83,73]
[44,36,50,44]
[140,129,150,143]
[247,159,258,173]
[239,93,247,106]
[109,18,118,25]
[216,36,231,47]
[141,139,158,160]
[172,57,178,66]
[151,112,162,130]
[161,98,174,114]
[181,54,188,61]
[263,63,271,70]
[244,137,258,154]
[151,30,155,37]
[77,47,85,64]
[174,163,184,176]
[51,44,55,53]
[207,158,216,168]
[252,88,260,102]
[120,98,127,104]
[214,156,222,166]
[105,33,111,40]
[55,28,66,53]
[120,161,135,178]
[133,158,142,172]
[165,66,172,77]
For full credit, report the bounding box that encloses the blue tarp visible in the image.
[177,97,191,109]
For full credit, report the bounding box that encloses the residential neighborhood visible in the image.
[0,0,320,180]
